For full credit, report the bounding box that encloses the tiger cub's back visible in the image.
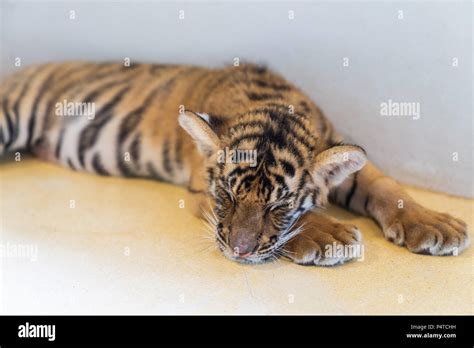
[0,62,215,183]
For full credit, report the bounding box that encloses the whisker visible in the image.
[202,220,216,233]
[205,199,218,221]
[276,248,295,261]
[276,222,306,247]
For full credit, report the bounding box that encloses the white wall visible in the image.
[1,0,472,197]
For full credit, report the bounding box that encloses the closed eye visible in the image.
[266,199,293,213]
[264,202,278,214]
[270,202,287,212]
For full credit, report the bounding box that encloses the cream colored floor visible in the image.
[0,157,472,314]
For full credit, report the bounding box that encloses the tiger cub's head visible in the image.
[179,110,366,264]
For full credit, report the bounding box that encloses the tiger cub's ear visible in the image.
[311,145,367,187]
[178,110,221,157]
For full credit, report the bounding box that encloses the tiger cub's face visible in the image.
[179,111,366,264]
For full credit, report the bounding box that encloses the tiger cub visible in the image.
[0,62,469,265]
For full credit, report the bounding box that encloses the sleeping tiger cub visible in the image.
[0,62,469,265]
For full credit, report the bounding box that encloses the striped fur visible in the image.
[0,61,469,265]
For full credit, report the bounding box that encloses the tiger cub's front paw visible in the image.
[383,206,470,256]
[285,215,364,266]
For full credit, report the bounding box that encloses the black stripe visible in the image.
[260,102,289,110]
[276,187,283,200]
[2,99,15,150]
[5,80,32,151]
[162,139,173,175]
[245,64,267,75]
[297,170,310,192]
[284,142,305,166]
[130,134,141,168]
[263,147,277,167]
[228,165,256,178]
[149,64,171,75]
[118,110,142,144]
[251,79,291,91]
[230,120,266,133]
[235,173,257,195]
[117,83,162,144]
[92,153,110,176]
[280,160,295,177]
[26,67,57,150]
[261,175,274,202]
[299,100,312,113]
[67,158,76,170]
[345,173,359,208]
[174,136,183,170]
[1,78,24,149]
[2,69,42,150]
[147,162,167,181]
[296,192,310,212]
[311,189,319,206]
[82,78,129,105]
[55,128,65,159]
[94,83,134,118]
[115,83,163,175]
[78,86,131,167]
[229,132,263,149]
[117,154,135,177]
[319,116,328,135]
[271,172,287,187]
[206,167,215,185]
[246,92,283,101]
[364,196,370,214]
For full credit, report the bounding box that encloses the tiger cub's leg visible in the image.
[330,162,469,255]
[285,212,363,266]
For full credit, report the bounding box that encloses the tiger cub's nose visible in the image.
[231,239,255,258]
